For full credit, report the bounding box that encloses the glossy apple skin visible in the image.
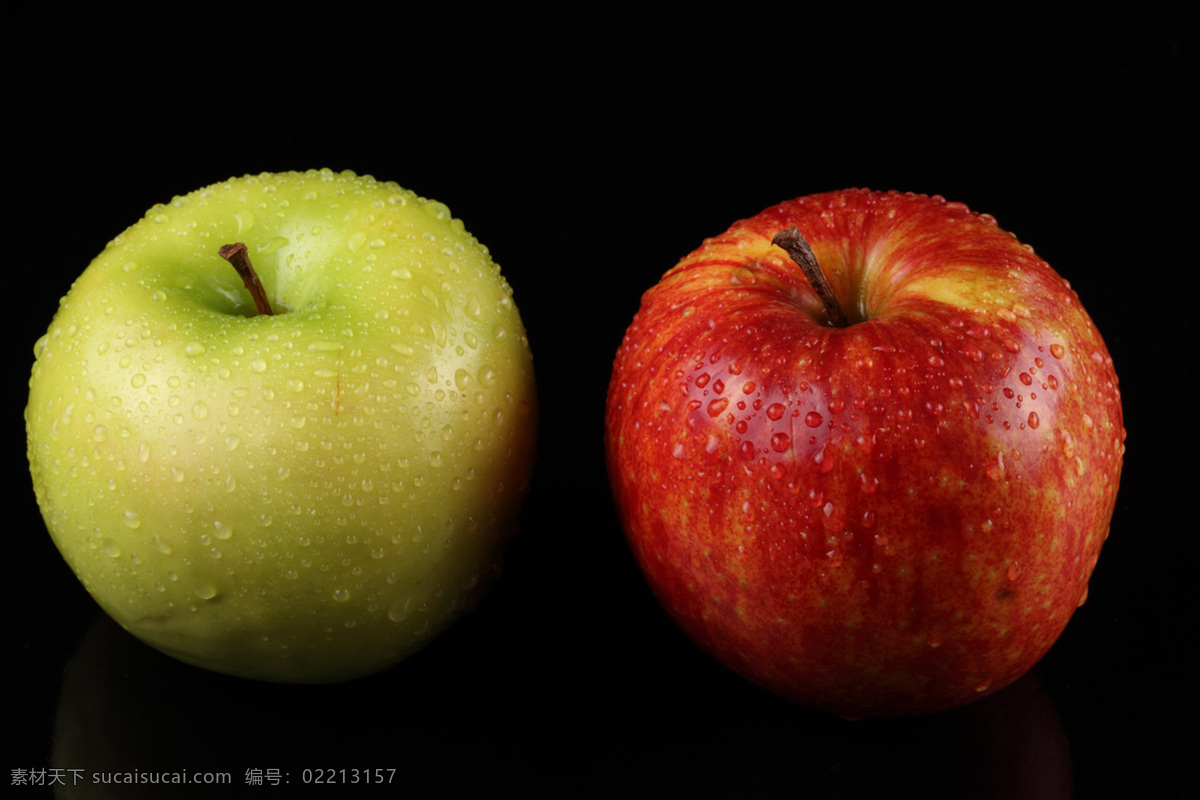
[606,189,1124,716]
[27,170,536,683]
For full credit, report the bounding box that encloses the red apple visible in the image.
[605,189,1125,717]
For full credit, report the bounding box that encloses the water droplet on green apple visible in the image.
[123,511,141,530]
[250,358,267,373]
[184,342,206,357]
[388,598,411,622]
[131,374,146,388]
[232,210,256,234]
[332,588,350,602]
[194,582,218,600]
[422,200,451,220]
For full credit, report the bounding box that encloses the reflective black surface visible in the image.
[10,11,1185,798]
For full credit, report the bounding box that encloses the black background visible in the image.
[8,10,1188,799]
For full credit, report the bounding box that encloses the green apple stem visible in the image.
[772,226,848,328]
[218,243,274,316]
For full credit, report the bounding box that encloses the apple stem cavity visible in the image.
[772,226,849,328]
[218,243,274,316]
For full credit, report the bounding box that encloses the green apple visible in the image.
[26,169,537,683]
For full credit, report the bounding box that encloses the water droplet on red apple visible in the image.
[804,411,823,428]
[1050,343,1066,359]
[707,397,729,417]
[766,403,786,421]
[770,433,790,452]
[1027,411,1040,429]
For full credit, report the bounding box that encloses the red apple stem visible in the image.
[218,243,274,316]
[772,226,848,328]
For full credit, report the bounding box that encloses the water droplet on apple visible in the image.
[194,582,218,600]
[332,588,350,602]
[130,373,146,388]
[388,598,412,622]
[465,293,483,319]
[213,521,233,540]
[250,358,267,373]
[1027,411,1040,429]
[804,411,823,428]
[1050,343,1066,359]
[392,267,413,280]
[191,401,208,420]
[766,403,786,421]
[123,510,141,530]
[770,433,790,452]
[985,453,1006,481]
[707,397,729,417]
[422,200,452,220]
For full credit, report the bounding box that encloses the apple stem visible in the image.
[772,226,848,328]
[218,243,274,316]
